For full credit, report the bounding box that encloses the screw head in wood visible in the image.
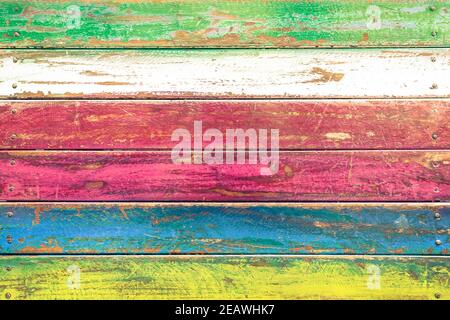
[8,185,14,192]
[431,31,437,37]
[430,83,438,90]
[10,133,17,140]
[6,235,12,244]
[12,57,18,63]
[432,133,438,140]
[10,160,16,166]
[11,108,17,115]
[435,293,441,299]
[435,239,442,246]
[434,212,441,219]
[5,292,11,299]
[7,211,13,218]
[12,83,17,89]
[430,57,436,62]
[13,31,20,37]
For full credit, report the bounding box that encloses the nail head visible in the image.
[7,211,13,218]
[431,31,437,37]
[10,160,16,166]
[435,239,442,246]
[432,133,438,140]
[434,212,441,219]
[430,83,438,90]
[5,292,11,299]
[435,293,441,299]
[12,83,17,89]
[6,235,12,244]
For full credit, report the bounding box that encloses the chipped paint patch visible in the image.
[305,67,344,83]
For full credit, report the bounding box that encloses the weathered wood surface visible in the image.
[0,256,448,300]
[1,49,449,99]
[0,203,448,255]
[0,0,448,48]
[0,151,448,201]
[1,100,449,150]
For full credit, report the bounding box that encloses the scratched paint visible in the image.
[0,151,448,201]
[0,256,448,300]
[0,100,449,150]
[1,49,449,98]
[0,0,448,48]
[0,203,448,254]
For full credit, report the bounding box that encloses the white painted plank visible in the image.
[1,49,448,98]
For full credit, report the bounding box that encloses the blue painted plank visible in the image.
[0,203,448,254]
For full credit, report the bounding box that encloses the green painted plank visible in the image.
[0,256,448,300]
[0,0,448,48]
[0,203,448,255]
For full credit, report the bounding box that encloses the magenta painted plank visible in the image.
[0,151,448,201]
[0,100,448,150]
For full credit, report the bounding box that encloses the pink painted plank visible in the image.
[0,100,448,150]
[0,151,448,201]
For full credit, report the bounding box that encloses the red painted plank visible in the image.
[0,151,448,201]
[0,100,448,150]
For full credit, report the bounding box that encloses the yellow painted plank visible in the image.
[0,256,448,300]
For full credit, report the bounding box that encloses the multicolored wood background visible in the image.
[0,0,449,300]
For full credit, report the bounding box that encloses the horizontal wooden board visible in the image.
[1,100,449,150]
[0,256,448,300]
[0,151,448,201]
[1,49,449,99]
[0,0,448,48]
[0,203,448,254]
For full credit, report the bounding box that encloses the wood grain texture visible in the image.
[0,151,448,201]
[0,256,448,300]
[1,49,449,99]
[0,0,448,48]
[1,100,449,150]
[0,203,448,255]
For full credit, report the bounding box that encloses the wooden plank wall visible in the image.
[0,0,449,300]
